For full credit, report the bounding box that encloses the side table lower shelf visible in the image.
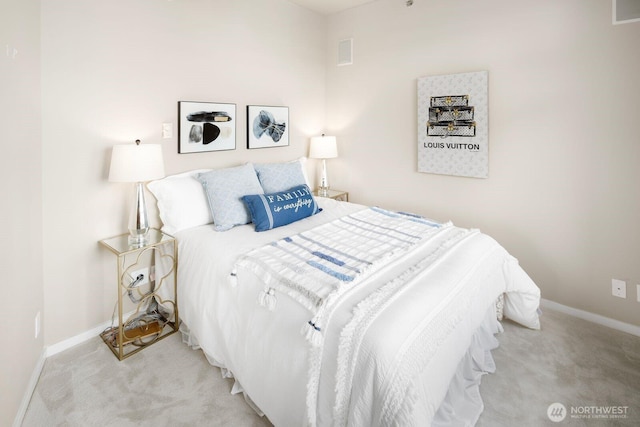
[100,316,179,360]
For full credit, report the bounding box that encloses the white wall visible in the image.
[326,0,640,326]
[40,0,326,345]
[4,0,639,422]
[0,0,44,424]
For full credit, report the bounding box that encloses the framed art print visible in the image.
[178,101,236,154]
[247,105,289,149]
[417,71,489,178]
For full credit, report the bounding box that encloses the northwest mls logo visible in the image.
[547,403,629,421]
[547,403,567,422]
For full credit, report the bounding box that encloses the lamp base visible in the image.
[128,182,150,247]
[319,159,330,196]
[318,186,330,197]
[127,230,149,247]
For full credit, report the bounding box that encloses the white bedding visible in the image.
[175,198,540,426]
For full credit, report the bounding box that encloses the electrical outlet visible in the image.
[612,279,626,298]
[130,267,149,287]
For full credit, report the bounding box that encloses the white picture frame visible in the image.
[417,71,489,179]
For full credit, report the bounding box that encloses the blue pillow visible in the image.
[242,184,321,232]
[196,163,264,231]
[253,159,308,193]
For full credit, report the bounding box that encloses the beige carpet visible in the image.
[478,310,640,426]
[23,308,640,426]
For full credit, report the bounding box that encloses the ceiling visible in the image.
[288,0,378,15]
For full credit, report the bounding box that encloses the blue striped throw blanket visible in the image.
[233,207,448,344]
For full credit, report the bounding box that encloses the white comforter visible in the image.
[175,199,540,426]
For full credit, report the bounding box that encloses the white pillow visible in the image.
[253,157,311,193]
[147,169,212,235]
[196,163,265,231]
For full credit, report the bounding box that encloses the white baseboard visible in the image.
[44,319,113,358]
[541,298,640,337]
[12,349,46,427]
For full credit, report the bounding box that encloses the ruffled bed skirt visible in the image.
[180,324,265,417]
[181,301,504,426]
[432,305,503,426]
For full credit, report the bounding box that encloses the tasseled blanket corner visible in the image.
[258,287,277,310]
[302,320,323,347]
[229,269,238,287]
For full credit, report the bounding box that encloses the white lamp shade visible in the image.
[309,135,338,159]
[109,143,165,182]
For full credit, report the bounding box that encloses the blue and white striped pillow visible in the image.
[242,184,321,232]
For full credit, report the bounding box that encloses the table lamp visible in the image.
[109,139,165,246]
[309,134,338,196]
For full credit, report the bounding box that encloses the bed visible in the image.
[148,160,541,427]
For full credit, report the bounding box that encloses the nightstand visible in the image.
[313,188,349,202]
[99,228,179,360]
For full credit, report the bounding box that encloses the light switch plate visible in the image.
[162,123,173,139]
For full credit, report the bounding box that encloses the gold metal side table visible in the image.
[99,228,178,360]
[313,188,349,202]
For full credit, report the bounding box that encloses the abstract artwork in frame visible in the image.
[247,105,289,149]
[178,101,236,154]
